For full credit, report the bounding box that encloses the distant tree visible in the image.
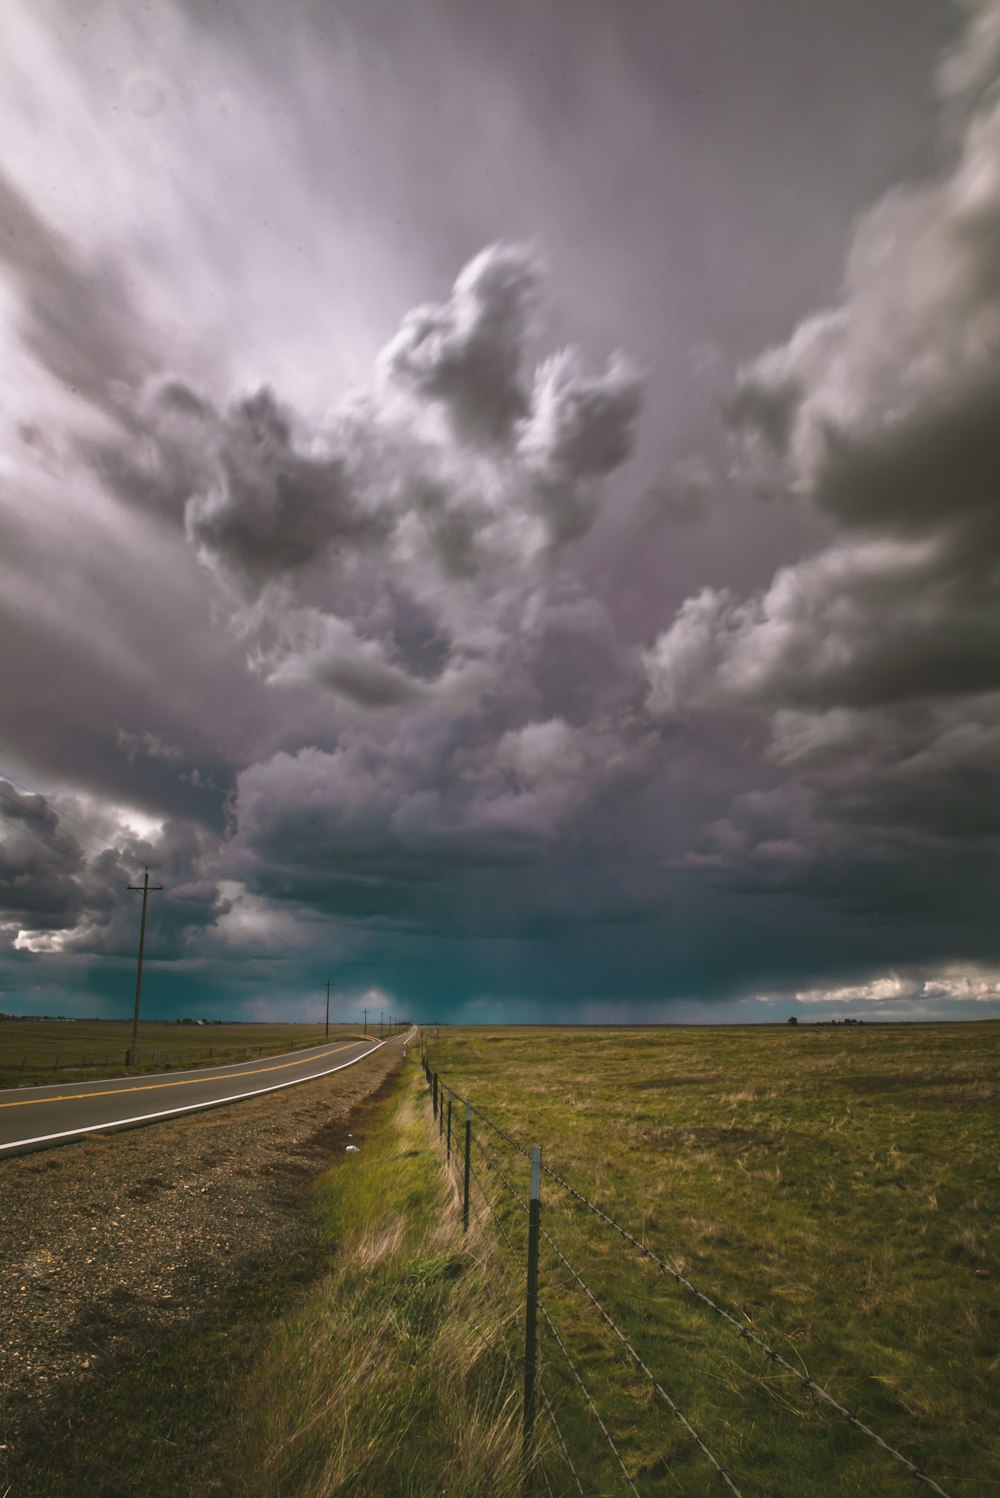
[787,1016,798,1025]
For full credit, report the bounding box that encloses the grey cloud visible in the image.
[161,245,644,707]
[117,730,185,764]
[380,243,539,444]
[48,238,646,717]
[645,2,1000,940]
[680,781,998,925]
[226,694,653,931]
[0,784,84,931]
[655,10,1000,725]
[186,388,390,598]
[519,350,644,542]
[644,455,713,524]
[938,0,1000,105]
[727,67,1000,553]
[0,170,150,417]
[646,538,1000,715]
[9,0,994,1018]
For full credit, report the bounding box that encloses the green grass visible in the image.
[422,1024,1000,1498]
[233,1057,529,1497]
[6,1058,528,1498]
[0,1019,385,1087]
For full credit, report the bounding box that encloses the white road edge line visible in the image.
[0,1038,394,1155]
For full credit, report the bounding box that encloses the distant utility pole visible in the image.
[127,867,163,1066]
[325,979,333,1041]
[363,1007,367,1036]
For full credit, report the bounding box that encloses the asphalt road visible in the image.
[0,1035,404,1158]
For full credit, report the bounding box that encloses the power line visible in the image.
[0,784,116,866]
[0,807,88,868]
[0,770,140,859]
[0,773,177,894]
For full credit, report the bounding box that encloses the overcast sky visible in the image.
[2,0,1000,1025]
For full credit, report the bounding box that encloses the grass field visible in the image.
[8,1059,523,1498]
[422,1023,1000,1498]
[0,1020,392,1088]
[235,1059,525,1496]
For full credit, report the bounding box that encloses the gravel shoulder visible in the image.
[0,1040,403,1464]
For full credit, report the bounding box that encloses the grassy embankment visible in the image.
[423,1023,1000,1498]
[0,1020,386,1087]
[10,1055,529,1498]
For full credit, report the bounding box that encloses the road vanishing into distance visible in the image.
[0,1034,407,1158]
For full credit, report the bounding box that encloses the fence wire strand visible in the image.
[468,1150,584,1495]
[471,1129,530,1211]
[464,1091,954,1498]
[538,1298,640,1498]
[540,1221,744,1498]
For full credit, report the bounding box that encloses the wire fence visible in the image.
[421,1049,957,1498]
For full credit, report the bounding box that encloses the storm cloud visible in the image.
[644,2,1000,985]
[2,0,999,1021]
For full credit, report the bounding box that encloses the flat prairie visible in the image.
[0,1020,372,1087]
[424,1022,999,1498]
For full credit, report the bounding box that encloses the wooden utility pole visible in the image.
[325,979,333,1040]
[127,868,163,1066]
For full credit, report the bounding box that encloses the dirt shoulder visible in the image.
[0,1041,403,1462]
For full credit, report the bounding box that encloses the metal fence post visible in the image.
[446,1089,453,1163]
[463,1099,472,1232]
[523,1145,541,1475]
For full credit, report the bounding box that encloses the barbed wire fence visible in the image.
[419,1046,957,1498]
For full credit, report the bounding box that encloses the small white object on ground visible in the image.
[345,1144,360,1152]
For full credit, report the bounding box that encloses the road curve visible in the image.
[0,1034,407,1158]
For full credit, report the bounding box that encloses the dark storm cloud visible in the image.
[118,243,648,713]
[381,243,539,444]
[651,4,1000,723]
[0,781,223,954]
[643,0,1000,983]
[225,695,657,932]
[5,0,1000,1020]
[186,388,389,597]
[0,783,85,931]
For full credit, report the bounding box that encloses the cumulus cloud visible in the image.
[681,2,1000,720]
[0,198,654,973]
[646,537,1000,715]
[185,388,389,596]
[380,242,539,444]
[763,964,1000,1009]
[645,4,1000,939]
[0,780,219,960]
[224,697,652,933]
[518,349,645,542]
[64,243,646,714]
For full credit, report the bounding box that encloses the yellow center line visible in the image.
[0,1042,365,1109]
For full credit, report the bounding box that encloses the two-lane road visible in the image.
[0,1035,398,1157]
